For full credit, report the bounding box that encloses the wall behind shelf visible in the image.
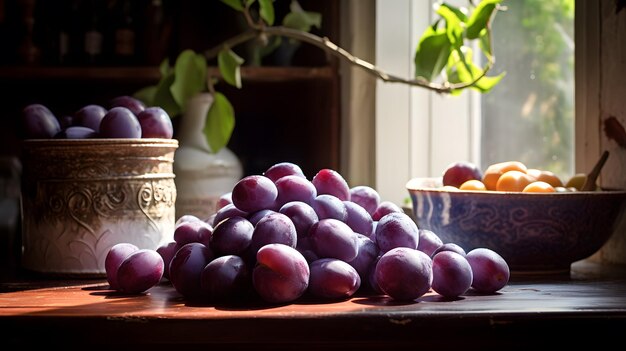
[223,78,339,178]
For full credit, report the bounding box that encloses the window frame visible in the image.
[374,0,480,205]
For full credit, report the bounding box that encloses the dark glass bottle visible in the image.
[0,0,6,64]
[57,0,72,65]
[60,0,83,66]
[82,0,104,65]
[38,0,70,65]
[144,0,173,65]
[111,0,136,65]
[16,0,41,65]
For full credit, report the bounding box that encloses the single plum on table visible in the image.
[249,212,298,254]
[156,241,179,280]
[137,106,173,139]
[375,247,433,301]
[347,233,379,283]
[253,243,310,304]
[278,201,318,239]
[22,103,61,139]
[57,114,73,129]
[169,242,214,299]
[308,258,361,300]
[431,251,473,298]
[312,168,351,201]
[116,249,164,294]
[99,107,142,138]
[263,162,306,182]
[349,185,380,216]
[231,175,278,213]
[466,248,510,294]
[375,212,419,253]
[109,95,146,116]
[73,104,107,132]
[174,219,213,247]
[210,216,254,256]
[215,192,233,212]
[431,242,467,258]
[55,126,98,139]
[105,243,139,290]
[274,175,317,207]
[417,229,443,257]
[201,255,251,302]
[311,194,347,221]
[176,214,203,226]
[308,218,358,262]
[212,203,248,227]
[343,200,373,237]
[371,201,403,221]
[247,209,276,226]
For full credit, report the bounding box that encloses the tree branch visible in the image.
[203,12,497,94]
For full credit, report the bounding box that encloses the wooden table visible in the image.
[1,260,626,350]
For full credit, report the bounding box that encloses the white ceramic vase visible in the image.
[173,93,243,221]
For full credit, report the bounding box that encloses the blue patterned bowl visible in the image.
[406,177,626,274]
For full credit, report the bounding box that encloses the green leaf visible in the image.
[170,50,207,108]
[439,3,468,22]
[466,0,501,39]
[283,11,322,32]
[430,19,441,32]
[204,92,235,153]
[448,55,505,93]
[218,48,245,88]
[220,0,244,11]
[259,36,283,57]
[133,85,157,106]
[435,3,472,84]
[479,30,493,61]
[472,72,505,92]
[414,27,452,81]
[153,72,181,117]
[259,0,275,25]
[159,58,170,77]
[436,4,463,48]
[446,47,465,79]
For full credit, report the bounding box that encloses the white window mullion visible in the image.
[375,0,413,205]
[376,0,476,205]
[409,0,434,183]
[430,92,473,174]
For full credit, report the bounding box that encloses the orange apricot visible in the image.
[522,181,557,193]
[536,170,563,188]
[482,161,528,190]
[441,185,460,191]
[526,168,542,181]
[495,170,534,192]
[459,179,487,191]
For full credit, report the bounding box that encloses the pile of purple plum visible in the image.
[105,162,510,303]
[21,95,173,140]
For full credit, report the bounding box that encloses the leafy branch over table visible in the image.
[136,0,505,154]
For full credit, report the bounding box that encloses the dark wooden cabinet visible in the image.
[0,0,341,178]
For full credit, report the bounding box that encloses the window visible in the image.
[374,0,575,205]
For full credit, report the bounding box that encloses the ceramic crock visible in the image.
[20,138,178,277]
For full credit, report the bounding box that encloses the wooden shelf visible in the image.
[0,66,336,83]
[0,0,341,176]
